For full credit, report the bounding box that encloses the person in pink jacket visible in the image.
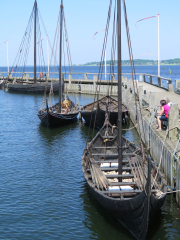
[156,99,170,131]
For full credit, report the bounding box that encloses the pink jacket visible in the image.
[163,105,170,115]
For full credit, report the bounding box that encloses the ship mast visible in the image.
[117,0,122,180]
[59,0,63,113]
[34,0,37,84]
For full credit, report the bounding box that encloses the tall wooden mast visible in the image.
[34,0,37,84]
[117,0,122,179]
[59,0,63,113]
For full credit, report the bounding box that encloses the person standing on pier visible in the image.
[156,99,170,131]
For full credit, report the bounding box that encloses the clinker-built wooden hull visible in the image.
[81,123,167,240]
[81,95,129,128]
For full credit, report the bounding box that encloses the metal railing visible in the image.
[173,136,180,189]
[0,71,174,92]
[140,74,173,91]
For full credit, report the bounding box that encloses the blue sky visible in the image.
[0,0,179,67]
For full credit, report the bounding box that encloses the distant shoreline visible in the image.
[73,64,180,67]
[75,58,180,66]
[0,64,179,67]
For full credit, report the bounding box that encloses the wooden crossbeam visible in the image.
[110,182,136,186]
[95,160,129,164]
[92,153,134,156]
[92,146,129,149]
[99,167,131,171]
[105,174,133,178]
[101,189,157,194]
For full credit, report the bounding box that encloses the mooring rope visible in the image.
[121,110,153,131]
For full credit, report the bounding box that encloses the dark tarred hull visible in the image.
[8,81,60,94]
[81,95,129,128]
[81,108,128,129]
[82,163,166,240]
[81,123,167,239]
[38,110,79,128]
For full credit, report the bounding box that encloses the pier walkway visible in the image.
[122,77,180,207]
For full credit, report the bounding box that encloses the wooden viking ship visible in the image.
[81,122,167,239]
[8,81,59,94]
[81,95,129,129]
[81,0,167,239]
[38,97,79,127]
[38,0,79,127]
[8,0,60,94]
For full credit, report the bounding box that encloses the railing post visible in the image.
[139,74,145,82]
[168,103,179,140]
[84,73,88,80]
[68,74,72,84]
[111,74,115,82]
[93,75,97,85]
[149,92,156,109]
[124,76,127,82]
[149,75,152,84]
[175,79,180,93]
[138,85,144,105]
[122,76,127,85]
[158,77,162,87]
[26,74,29,82]
[143,74,145,82]
[168,79,173,92]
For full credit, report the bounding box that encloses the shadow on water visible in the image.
[80,183,134,240]
[38,120,81,143]
[80,182,180,240]
[147,195,180,240]
[79,120,180,240]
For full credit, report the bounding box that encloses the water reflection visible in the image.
[38,121,80,144]
[80,183,134,240]
[1,88,180,240]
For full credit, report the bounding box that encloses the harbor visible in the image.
[0,88,180,239]
[1,0,180,239]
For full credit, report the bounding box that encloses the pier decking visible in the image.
[121,77,180,207]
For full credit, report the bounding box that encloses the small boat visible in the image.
[81,95,129,128]
[38,97,79,127]
[8,0,56,94]
[8,81,59,94]
[81,122,167,240]
[81,0,167,239]
[38,0,79,128]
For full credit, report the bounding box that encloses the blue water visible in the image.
[0,66,180,239]
[0,65,179,88]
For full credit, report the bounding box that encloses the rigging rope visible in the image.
[85,0,113,148]
[123,0,147,163]
[10,2,48,80]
